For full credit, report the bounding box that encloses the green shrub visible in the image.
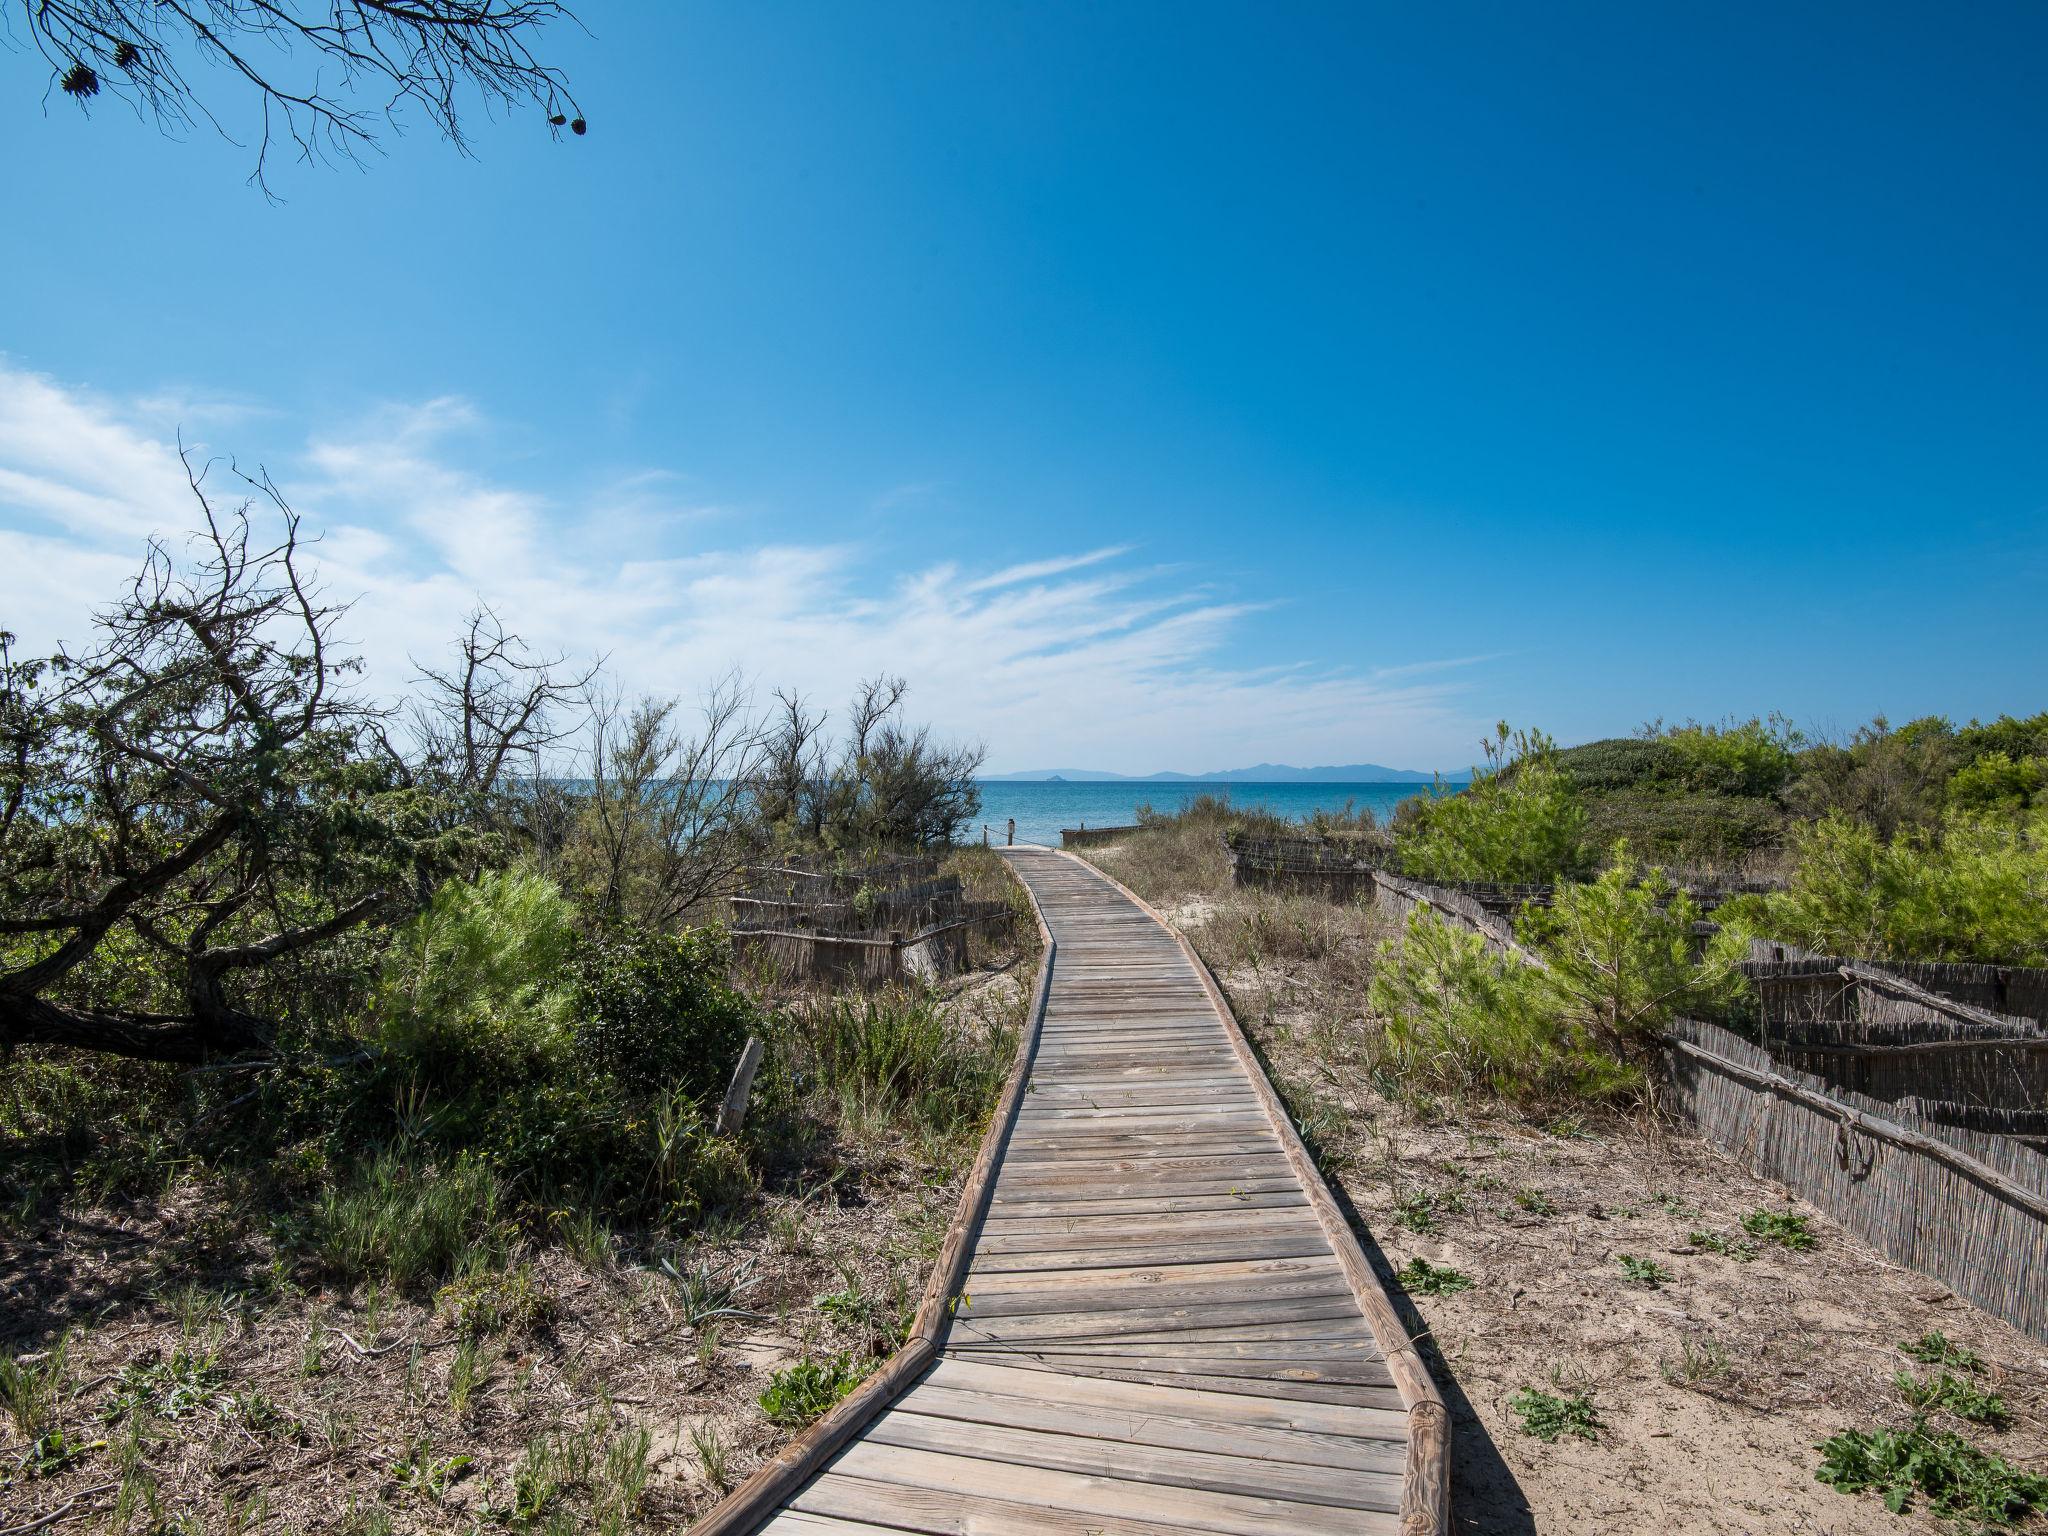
[1368,911,1628,1104]
[1785,716,1960,842]
[365,872,766,1227]
[1719,811,2048,965]
[1948,752,2047,816]
[1398,725,1590,884]
[1816,1421,2047,1525]
[377,869,581,1075]
[570,924,754,1104]
[1370,849,1746,1106]
[1519,848,1749,1063]
[1657,715,1803,797]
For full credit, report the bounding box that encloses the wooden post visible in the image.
[982,825,989,847]
[714,1035,765,1136]
[1006,817,1015,847]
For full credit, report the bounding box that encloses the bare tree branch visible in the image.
[11,0,587,193]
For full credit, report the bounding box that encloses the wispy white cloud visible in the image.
[962,546,1132,593]
[0,361,1486,772]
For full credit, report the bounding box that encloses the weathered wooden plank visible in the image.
[921,1357,1409,1439]
[863,1412,1406,1510]
[802,1444,1394,1536]
[895,1381,1408,1470]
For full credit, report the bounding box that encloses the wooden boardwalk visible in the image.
[699,848,1447,1535]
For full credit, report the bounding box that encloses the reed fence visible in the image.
[1746,940,2048,1027]
[1370,870,1541,963]
[1662,1016,2048,1342]
[727,856,1014,987]
[1222,833,1392,900]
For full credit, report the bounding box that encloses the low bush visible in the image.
[436,1263,557,1340]
[1657,715,1804,797]
[1370,849,1746,1106]
[1518,849,1749,1065]
[361,870,766,1227]
[1367,912,1612,1104]
[1719,811,2048,965]
[1550,737,1689,795]
[1397,726,1591,884]
[1580,788,1786,869]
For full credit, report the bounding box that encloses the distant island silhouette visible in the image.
[982,762,1462,784]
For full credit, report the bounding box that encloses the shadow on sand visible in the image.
[1325,1174,1539,1535]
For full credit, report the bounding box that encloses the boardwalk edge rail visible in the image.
[687,862,1055,1536]
[1065,849,1454,1536]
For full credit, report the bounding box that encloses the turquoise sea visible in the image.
[969,781,1442,847]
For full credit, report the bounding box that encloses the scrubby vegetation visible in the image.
[1717,811,2048,966]
[1077,732,2048,1535]
[0,488,1029,1531]
[1396,725,1591,884]
[1367,851,1747,1106]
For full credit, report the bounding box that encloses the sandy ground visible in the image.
[0,962,1032,1534]
[1184,897,2048,1536]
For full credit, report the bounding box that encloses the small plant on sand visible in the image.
[1393,1192,1442,1235]
[1616,1254,1672,1288]
[690,1420,731,1492]
[1897,1372,2013,1430]
[437,1264,556,1341]
[758,1354,865,1427]
[1513,1187,1557,1218]
[1510,1387,1601,1443]
[1817,1421,2047,1526]
[1397,1257,1474,1296]
[1662,1336,1732,1388]
[1688,1228,1759,1261]
[1742,1209,1816,1251]
[392,1439,474,1501]
[1903,1332,1985,1373]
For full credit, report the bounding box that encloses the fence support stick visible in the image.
[714,1036,765,1136]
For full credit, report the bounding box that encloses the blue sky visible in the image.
[2,1,2043,774]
